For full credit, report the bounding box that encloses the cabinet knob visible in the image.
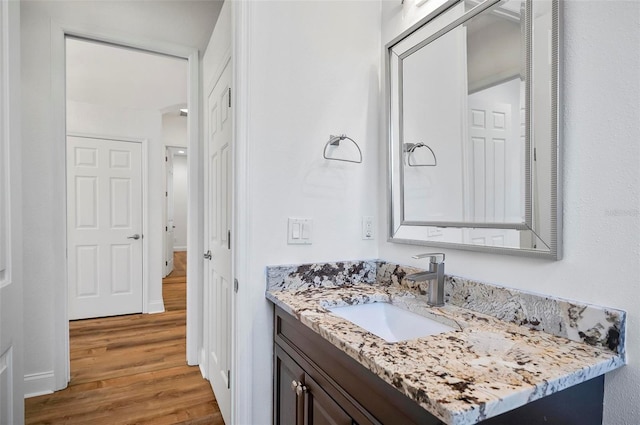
[291,380,299,392]
[296,384,307,396]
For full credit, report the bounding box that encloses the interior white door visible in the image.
[204,60,232,423]
[67,136,143,320]
[466,96,520,247]
[164,148,175,277]
[0,0,24,419]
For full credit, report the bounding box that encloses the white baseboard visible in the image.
[199,347,207,379]
[173,246,187,252]
[24,371,55,398]
[147,300,165,314]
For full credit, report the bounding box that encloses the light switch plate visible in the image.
[288,218,313,245]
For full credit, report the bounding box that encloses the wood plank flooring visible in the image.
[25,251,224,425]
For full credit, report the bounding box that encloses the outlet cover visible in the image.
[362,216,374,240]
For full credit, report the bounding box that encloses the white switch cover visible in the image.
[362,216,374,240]
[288,218,313,245]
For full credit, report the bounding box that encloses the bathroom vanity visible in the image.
[267,261,626,425]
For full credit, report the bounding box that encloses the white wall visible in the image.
[172,154,188,250]
[402,18,465,222]
[235,1,380,422]
[67,100,165,312]
[162,113,188,148]
[380,1,640,424]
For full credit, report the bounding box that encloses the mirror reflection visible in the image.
[388,0,560,258]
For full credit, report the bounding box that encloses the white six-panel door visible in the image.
[67,136,143,320]
[205,60,232,424]
[466,100,520,247]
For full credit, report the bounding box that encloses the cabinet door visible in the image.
[275,347,305,425]
[304,374,353,425]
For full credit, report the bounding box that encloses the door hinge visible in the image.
[228,87,231,108]
[227,230,231,249]
[165,191,168,197]
[227,370,231,389]
[234,278,239,293]
[166,226,168,231]
[165,261,168,266]
[165,156,168,162]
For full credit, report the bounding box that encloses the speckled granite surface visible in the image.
[266,260,626,425]
[374,261,626,356]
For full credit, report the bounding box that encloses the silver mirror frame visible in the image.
[386,0,562,259]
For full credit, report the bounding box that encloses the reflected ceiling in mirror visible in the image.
[387,0,561,258]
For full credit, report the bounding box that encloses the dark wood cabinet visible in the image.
[273,306,605,425]
[275,346,353,425]
[303,373,353,425]
[273,307,441,425]
[274,346,305,425]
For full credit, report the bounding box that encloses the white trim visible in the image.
[141,138,151,313]
[185,48,202,366]
[51,20,70,390]
[147,300,165,314]
[198,346,207,379]
[173,246,187,252]
[23,372,55,399]
[51,21,202,392]
[3,2,24,421]
[231,2,252,424]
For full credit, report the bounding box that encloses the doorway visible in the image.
[65,36,187,317]
[164,145,189,279]
[57,29,203,390]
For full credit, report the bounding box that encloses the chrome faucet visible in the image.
[405,253,446,307]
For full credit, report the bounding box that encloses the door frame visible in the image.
[66,133,149,316]
[164,144,187,275]
[51,23,203,389]
[0,0,24,420]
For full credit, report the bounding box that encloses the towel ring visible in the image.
[323,134,362,164]
[404,142,437,167]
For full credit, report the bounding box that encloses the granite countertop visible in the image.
[266,260,626,425]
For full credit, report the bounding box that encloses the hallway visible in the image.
[24,252,224,424]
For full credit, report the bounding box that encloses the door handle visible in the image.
[204,250,212,260]
[127,234,141,240]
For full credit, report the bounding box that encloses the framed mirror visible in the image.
[387,0,561,259]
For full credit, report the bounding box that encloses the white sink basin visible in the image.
[327,302,454,343]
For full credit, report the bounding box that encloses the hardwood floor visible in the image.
[25,251,224,425]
